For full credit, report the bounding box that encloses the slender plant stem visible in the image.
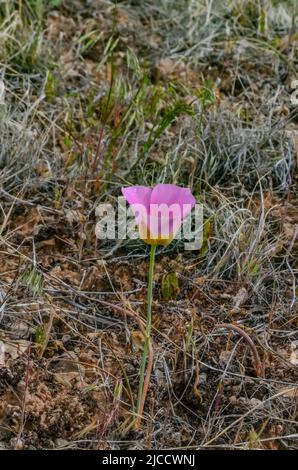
[136,244,157,424]
[214,323,263,377]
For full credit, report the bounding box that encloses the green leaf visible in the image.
[199,219,212,255]
[18,266,43,297]
[34,326,46,344]
[50,0,62,7]
[161,272,179,301]
[45,70,58,102]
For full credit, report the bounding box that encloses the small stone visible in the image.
[250,398,262,407]
[11,437,23,450]
[229,396,238,405]
[219,350,232,366]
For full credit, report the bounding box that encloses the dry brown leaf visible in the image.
[65,209,85,224]
[13,208,42,237]
[0,338,30,366]
[131,331,145,353]
[50,265,81,286]
[289,341,298,365]
[46,13,76,40]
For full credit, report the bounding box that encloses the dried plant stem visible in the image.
[214,323,263,377]
[135,244,157,427]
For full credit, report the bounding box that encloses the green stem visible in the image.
[136,244,157,419]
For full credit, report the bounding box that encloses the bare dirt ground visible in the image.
[0,0,297,449]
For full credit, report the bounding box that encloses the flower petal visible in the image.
[121,186,152,211]
[150,184,196,219]
[122,184,196,246]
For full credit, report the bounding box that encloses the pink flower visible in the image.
[122,184,196,245]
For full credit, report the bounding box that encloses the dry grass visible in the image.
[0,0,297,450]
